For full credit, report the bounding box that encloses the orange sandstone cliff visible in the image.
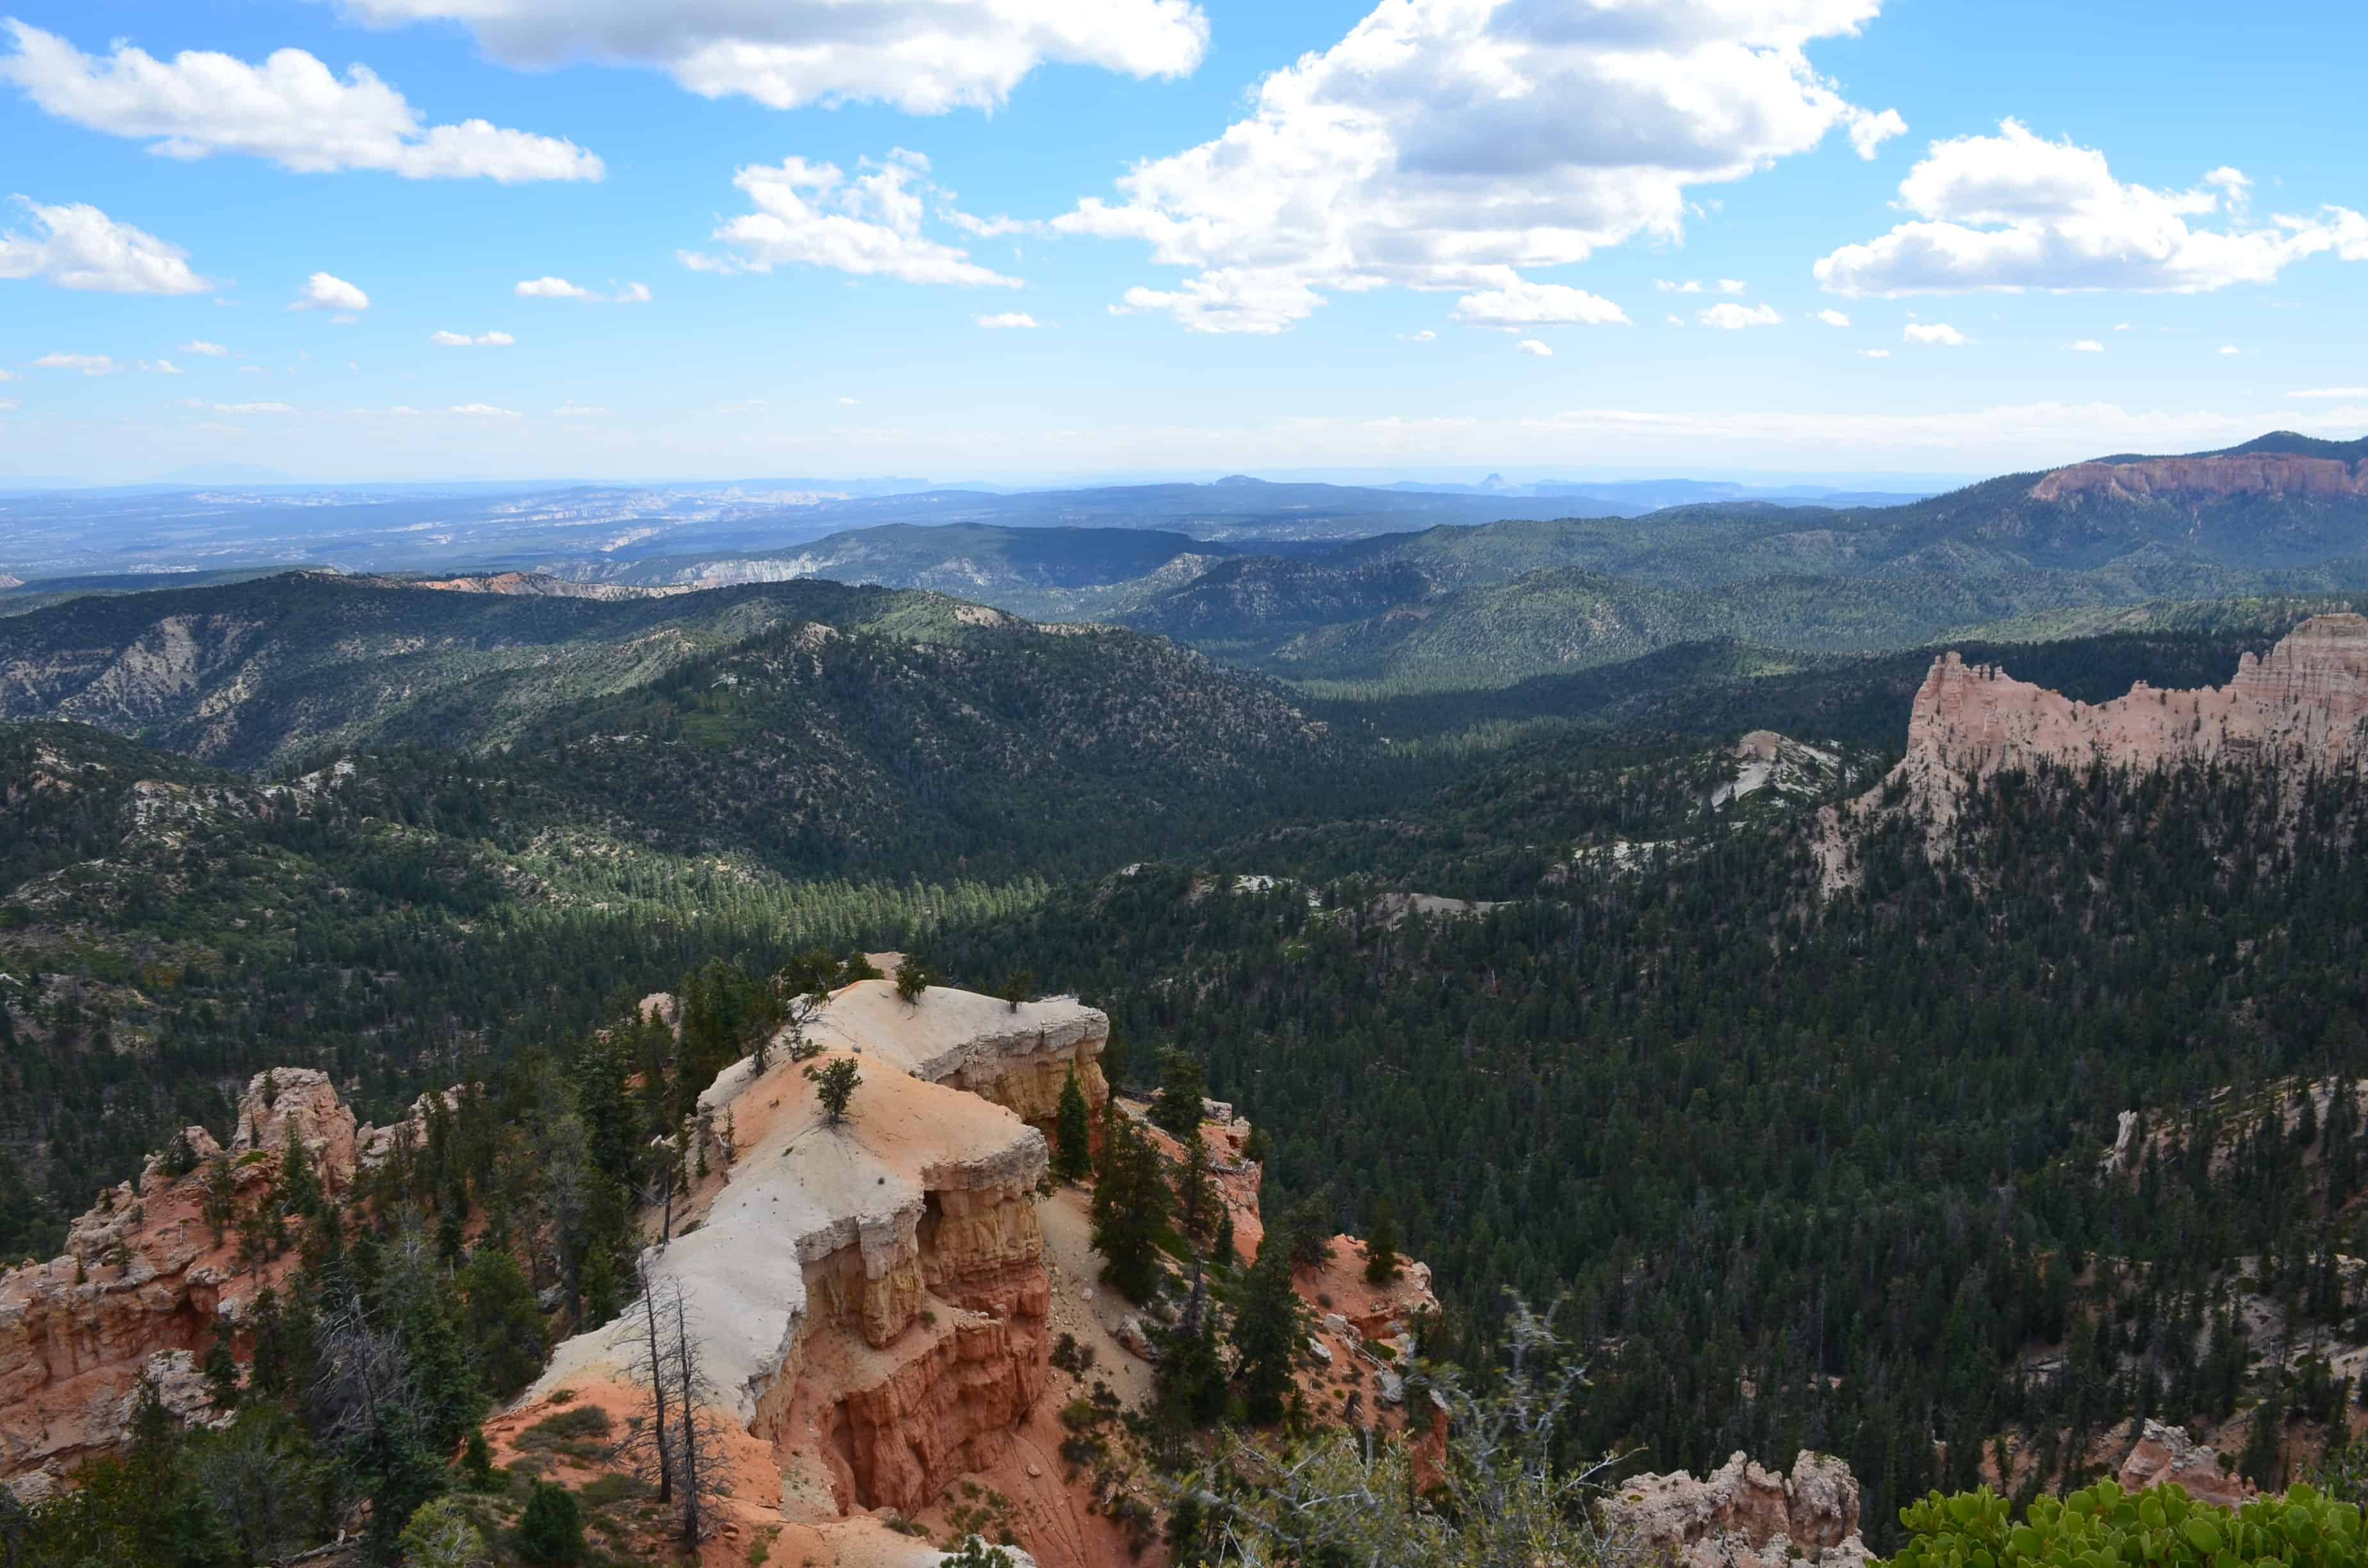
[1820,612,2368,882]
[0,1068,449,1498]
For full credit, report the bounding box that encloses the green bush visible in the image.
[516,1481,586,1566]
[1887,1482,2366,1568]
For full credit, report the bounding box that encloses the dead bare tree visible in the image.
[621,1259,675,1507]
[622,1266,731,1548]
[662,1286,732,1549]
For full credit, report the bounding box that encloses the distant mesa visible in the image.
[2034,448,2368,504]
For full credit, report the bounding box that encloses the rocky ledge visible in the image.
[800,977,1110,1131]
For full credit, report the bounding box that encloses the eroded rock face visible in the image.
[2032,455,2368,505]
[533,1043,1058,1520]
[2118,1420,2253,1508]
[1904,613,2368,788]
[1822,614,2368,883]
[3,1075,345,1497]
[1611,1451,1871,1568]
[0,1068,459,1494]
[230,1067,359,1191]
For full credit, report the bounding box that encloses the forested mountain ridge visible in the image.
[0,569,1333,780]
[1081,436,2368,689]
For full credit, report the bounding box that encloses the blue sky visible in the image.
[3,0,2365,485]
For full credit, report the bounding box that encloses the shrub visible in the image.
[517,1482,586,1566]
[397,1497,493,1568]
[1887,1481,2367,1568]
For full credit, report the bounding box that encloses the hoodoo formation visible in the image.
[1822,612,2368,878]
[0,1070,452,1496]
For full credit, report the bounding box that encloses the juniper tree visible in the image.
[894,954,933,1004]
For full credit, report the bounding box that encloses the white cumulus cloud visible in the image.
[1817,308,1850,326]
[1409,329,1436,341]
[327,0,1209,114]
[2218,344,2239,355]
[1817,120,2368,295]
[431,329,514,345]
[35,352,115,375]
[1700,302,1781,329]
[1903,322,1968,345]
[0,21,601,181]
[516,275,649,302]
[1656,279,1704,293]
[448,402,522,417]
[684,149,1021,288]
[0,196,208,293]
[141,358,183,373]
[1516,339,1552,357]
[1859,347,1890,357]
[975,311,1040,328]
[1716,279,1748,295]
[2071,339,2103,352]
[1053,0,1902,332]
[1452,279,1629,330]
[292,272,368,311]
[179,338,229,355]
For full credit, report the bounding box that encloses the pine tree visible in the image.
[1155,1263,1229,1430]
[458,1247,547,1400]
[1053,1069,1094,1182]
[1363,1196,1402,1285]
[1150,1047,1206,1136]
[1178,1130,1219,1239]
[1090,1109,1171,1304]
[1231,1238,1303,1426]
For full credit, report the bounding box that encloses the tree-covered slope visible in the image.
[941,744,2368,1543]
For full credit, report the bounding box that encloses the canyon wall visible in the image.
[1822,612,2368,880]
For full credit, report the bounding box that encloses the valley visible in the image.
[6,434,2368,1567]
